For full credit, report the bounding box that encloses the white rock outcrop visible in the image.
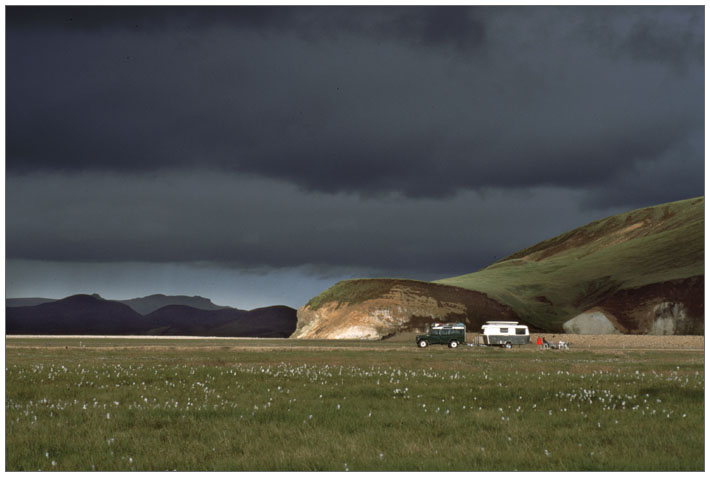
[563,310,620,334]
[649,302,689,335]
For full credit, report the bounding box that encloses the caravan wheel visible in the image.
[504,342,512,349]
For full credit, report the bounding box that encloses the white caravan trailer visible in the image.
[480,321,530,348]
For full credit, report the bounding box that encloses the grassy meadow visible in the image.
[5,337,704,471]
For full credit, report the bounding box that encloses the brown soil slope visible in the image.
[589,275,704,334]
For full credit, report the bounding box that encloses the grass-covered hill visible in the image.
[437,196,704,332]
[295,196,703,337]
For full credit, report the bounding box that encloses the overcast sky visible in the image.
[5,6,704,309]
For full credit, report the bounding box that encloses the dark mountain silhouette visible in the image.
[6,294,149,335]
[211,306,299,338]
[6,297,57,307]
[6,294,297,337]
[145,305,297,337]
[8,293,229,315]
[119,294,227,315]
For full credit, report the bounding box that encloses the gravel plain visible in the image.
[5,333,705,352]
[532,333,704,351]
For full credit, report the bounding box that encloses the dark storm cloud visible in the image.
[5,6,295,33]
[576,6,704,71]
[6,172,613,278]
[6,6,704,308]
[377,6,486,50]
[6,6,486,49]
[7,6,703,204]
[579,128,705,210]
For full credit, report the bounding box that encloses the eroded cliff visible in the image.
[292,279,519,339]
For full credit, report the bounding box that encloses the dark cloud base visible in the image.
[6,6,704,306]
[7,6,703,200]
[7,171,649,275]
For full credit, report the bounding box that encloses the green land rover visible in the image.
[416,322,466,349]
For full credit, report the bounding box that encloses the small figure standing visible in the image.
[536,336,543,349]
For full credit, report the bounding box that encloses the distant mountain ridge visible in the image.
[7,293,229,315]
[146,305,297,338]
[118,294,227,315]
[6,294,297,337]
[7,295,148,335]
[6,297,57,307]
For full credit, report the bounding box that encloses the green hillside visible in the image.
[436,196,704,331]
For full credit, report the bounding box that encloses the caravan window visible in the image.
[516,328,527,335]
[499,328,508,334]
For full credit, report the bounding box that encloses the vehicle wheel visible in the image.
[418,340,428,348]
[449,340,458,349]
[504,342,512,349]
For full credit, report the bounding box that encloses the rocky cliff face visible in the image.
[291,279,519,339]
